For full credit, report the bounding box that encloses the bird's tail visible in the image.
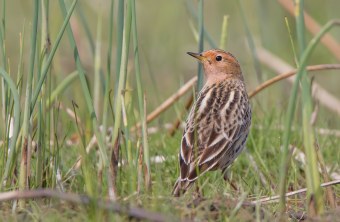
[172,178,193,197]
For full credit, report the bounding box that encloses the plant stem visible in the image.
[278,18,340,214]
[19,0,39,208]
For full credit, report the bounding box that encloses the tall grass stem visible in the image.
[278,18,340,214]
[131,0,150,191]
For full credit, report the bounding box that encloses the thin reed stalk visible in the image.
[131,0,150,191]
[94,12,102,118]
[31,0,78,111]
[185,0,217,48]
[58,0,108,194]
[19,0,39,208]
[219,15,229,50]
[0,68,20,188]
[102,0,115,140]
[35,0,50,188]
[237,0,262,83]
[295,0,323,215]
[111,0,133,195]
[0,0,7,123]
[112,0,132,160]
[115,0,125,92]
[196,0,204,90]
[279,17,340,215]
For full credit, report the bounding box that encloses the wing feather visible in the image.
[178,79,251,185]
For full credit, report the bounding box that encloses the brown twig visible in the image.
[143,93,152,191]
[137,142,143,194]
[0,189,168,222]
[109,132,120,200]
[314,141,337,209]
[132,76,197,131]
[257,47,340,116]
[251,179,340,205]
[248,64,340,98]
[168,93,194,136]
[278,0,340,61]
[254,125,340,139]
[245,150,274,192]
[292,142,337,209]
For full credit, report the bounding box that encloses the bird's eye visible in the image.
[216,55,222,61]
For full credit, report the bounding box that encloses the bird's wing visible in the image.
[179,83,251,182]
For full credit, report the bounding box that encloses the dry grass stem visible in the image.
[293,146,340,181]
[248,64,340,98]
[0,189,168,222]
[257,47,340,116]
[169,93,194,136]
[293,143,338,209]
[245,149,273,192]
[278,0,340,61]
[109,132,120,200]
[132,76,197,131]
[251,179,340,205]
[314,142,337,209]
[254,124,340,138]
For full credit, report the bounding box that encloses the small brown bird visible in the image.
[172,49,251,196]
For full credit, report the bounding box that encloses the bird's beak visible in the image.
[187,52,206,62]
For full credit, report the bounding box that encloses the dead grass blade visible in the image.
[251,179,340,205]
[132,76,197,131]
[0,189,168,222]
[278,0,340,61]
[257,47,340,116]
[249,64,340,98]
[168,94,194,136]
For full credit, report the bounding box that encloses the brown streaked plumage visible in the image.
[172,49,251,197]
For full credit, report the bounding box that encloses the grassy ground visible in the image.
[0,0,340,221]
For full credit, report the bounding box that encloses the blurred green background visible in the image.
[3,0,340,119]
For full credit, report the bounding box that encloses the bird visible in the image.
[172,49,252,197]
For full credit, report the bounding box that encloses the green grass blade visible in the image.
[112,0,132,160]
[93,14,102,118]
[131,0,150,191]
[0,68,20,188]
[76,3,106,94]
[58,0,108,179]
[0,0,7,133]
[45,71,78,110]
[111,0,133,195]
[284,17,298,67]
[295,0,323,215]
[31,0,78,112]
[185,0,217,49]
[219,15,229,50]
[237,0,262,83]
[19,0,39,207]
[196,0,204,90]
[102,0,115,134]
[115,0,125,91]
[279,19,340,214]
[76,4,95,54]
[35,0,50,188]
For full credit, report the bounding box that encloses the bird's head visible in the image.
[187,49,243,84]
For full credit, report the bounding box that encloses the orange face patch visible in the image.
[202,50,238,66]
